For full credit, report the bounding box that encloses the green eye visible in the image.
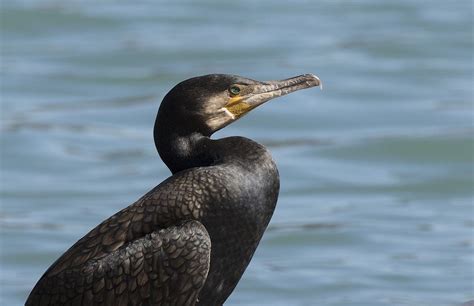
[229,86,240,95]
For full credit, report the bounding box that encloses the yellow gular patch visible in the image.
[226,97,252,117]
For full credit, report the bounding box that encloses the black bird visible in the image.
[26,73,321,306]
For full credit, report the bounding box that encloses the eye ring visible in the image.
[229,86,240,96]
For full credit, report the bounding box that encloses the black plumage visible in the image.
[26,73,320,306]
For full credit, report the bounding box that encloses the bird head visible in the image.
[156,74,321,136]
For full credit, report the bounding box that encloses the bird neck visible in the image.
[154,128,216,174]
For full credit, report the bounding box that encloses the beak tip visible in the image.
[304,73,322,90]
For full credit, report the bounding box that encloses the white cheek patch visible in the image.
[203,94,226,113]
[201,92,235,131]
[205,108,234,131]
[223,107,236,120]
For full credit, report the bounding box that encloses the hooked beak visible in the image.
[225,74,322,118]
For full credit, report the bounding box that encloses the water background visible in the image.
[1,0,473,305]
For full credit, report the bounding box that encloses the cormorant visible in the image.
[26,73,321,306]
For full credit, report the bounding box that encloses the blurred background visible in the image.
[1,0,473,305]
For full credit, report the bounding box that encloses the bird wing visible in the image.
[26,220,211,306]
